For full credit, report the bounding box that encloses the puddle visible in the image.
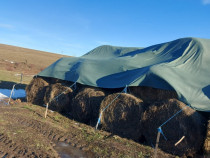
[54,142,89,158]
[0,89,26,99]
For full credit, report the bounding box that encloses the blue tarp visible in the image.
[38,37,210,111]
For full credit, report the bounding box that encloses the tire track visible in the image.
[0,133,53,158]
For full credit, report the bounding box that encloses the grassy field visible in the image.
[0,69,33,89]
[0,69,32,84]
[0,43,67,70]
[0,43,67,87]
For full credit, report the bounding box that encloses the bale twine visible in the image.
[26,77,49,105]
[100,93,144,141]
[129,86,177,104]
[72,87,105,124]
[141,99,206,157]
[44,83,73,113]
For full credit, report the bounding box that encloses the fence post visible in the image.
[154,130,161,158]
[44,103,49,118]
[8,84,16,105]
[95,112,102,130]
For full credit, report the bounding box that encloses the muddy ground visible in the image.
[0,101,175,158]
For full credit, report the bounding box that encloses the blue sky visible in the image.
[0,0,210,56]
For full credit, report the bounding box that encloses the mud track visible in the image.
[0,103,174,158]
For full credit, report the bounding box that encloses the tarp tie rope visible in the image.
[102,87,127,112]
[95,86,127,130]
[159,105,189,128]
[44,82,76,106]
[123,85,127,93]
[151,142,155,149]
[73,82,77,90]
[44,82,76,118]
[155,104,189,143]
[95,72,144,130]
[158,127,167,141]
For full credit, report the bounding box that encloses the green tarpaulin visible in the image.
[38,37,210,111]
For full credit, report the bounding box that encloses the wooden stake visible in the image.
[44,103,49,118]
[175,136,185,146]
[8,84,16,105]
[154,131,161,158]
[95,112,102,130]
[20,73,23,83]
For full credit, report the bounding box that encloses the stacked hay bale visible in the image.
[72,87,105,124]
[100,93,144,141]
[26,77,207,156]
[204,120,210,156]
[141,99,206,157]
[44,83,73,113]
[129,86,177,104]
[26,77,49,105]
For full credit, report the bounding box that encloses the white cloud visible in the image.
[0,23,14,29]
[202,0,210,5]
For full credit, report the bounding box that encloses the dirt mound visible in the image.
[129,86,177,104]
[26,77,49,105]
[141,99,206,157]
[44,83,73,113]
[72,87,105,124]
[100,93,144,141]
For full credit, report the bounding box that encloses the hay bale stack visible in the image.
[26,77,49,105]
[100,93,144,141]
[129,86,177,104]
[204,120,210,155]
[72,87,105,124]
[141,99,206,157]
[44,83,73,113]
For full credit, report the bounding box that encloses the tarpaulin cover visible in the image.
[38,37,210,111]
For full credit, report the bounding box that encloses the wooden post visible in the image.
[8,84,16,105]
[20,73,23,83]
[154,130,161,158]
[44,103,49,118]
[95,112,102,130]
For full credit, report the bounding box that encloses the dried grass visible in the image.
[100,93,144,141]
[25,77,49,105]
[44,83,73,113]
[141,99,206,156]
[72,87,105,124]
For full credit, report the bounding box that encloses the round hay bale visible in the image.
[129,86,177,104]
[100,93,144,141]
[44,83,73,113]
[72,87,105,124]
[26,77,49,105]
[141,99,206,157]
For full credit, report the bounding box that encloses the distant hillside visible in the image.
[0,43,68,75]
[0,43,68,87]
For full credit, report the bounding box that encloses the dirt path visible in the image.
[0,102,175,158]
